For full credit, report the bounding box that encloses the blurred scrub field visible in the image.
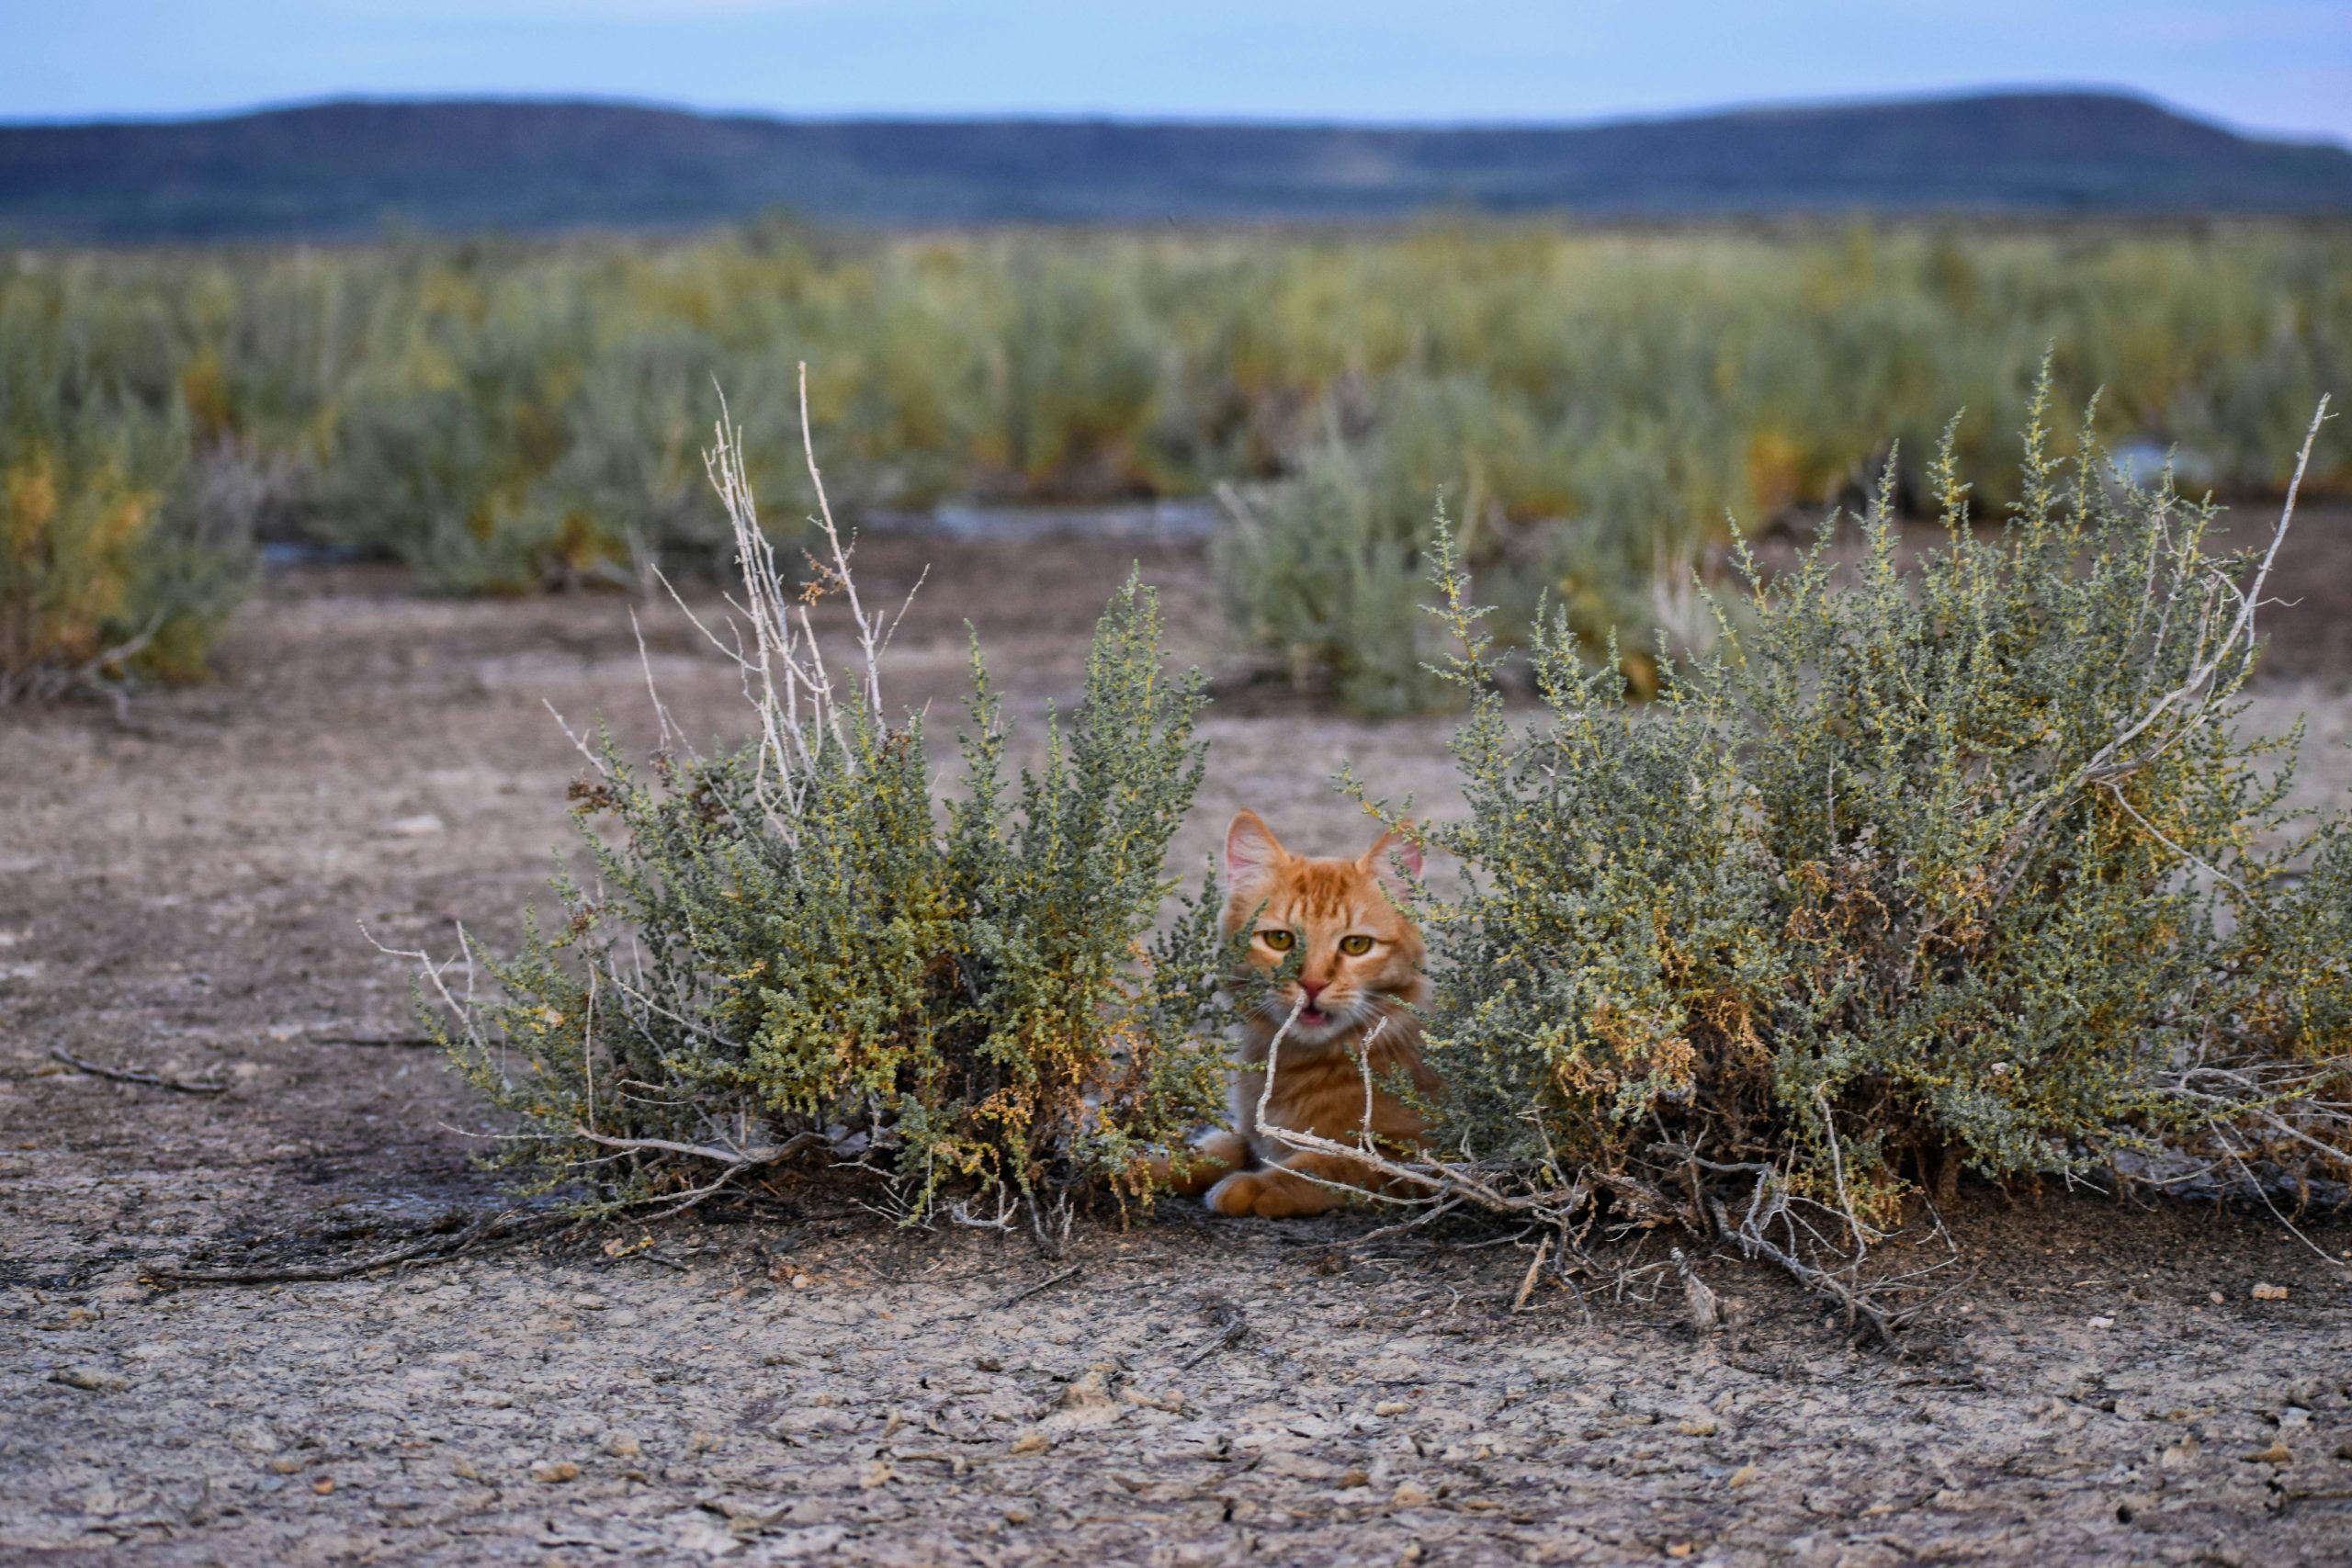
[3,220,2346,705]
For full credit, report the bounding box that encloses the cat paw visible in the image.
[1203,1171,1263,1217]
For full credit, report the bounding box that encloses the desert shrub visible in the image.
[1213,422,1446,719]
[420,397,1232,1229]
[9,224,2345,636]
[1363,376,2349,1329]
[0,281,257,700]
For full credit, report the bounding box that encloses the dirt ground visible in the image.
[5,522,2351,1567]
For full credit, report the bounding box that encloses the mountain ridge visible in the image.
[6,89,2349,242]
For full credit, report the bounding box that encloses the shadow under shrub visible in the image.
[420,400,1233,1231]
[1377,376,2349,1330]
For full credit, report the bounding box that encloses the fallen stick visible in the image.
[308,1034,439,1048]
[50,1047,226,1096]
[1179,1308,1250,1371]
[995,1263,1083,1311]
[1511,1235,1553,1314]
[148,1209,548,1285]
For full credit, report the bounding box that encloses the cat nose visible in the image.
[1301,979,1326,999]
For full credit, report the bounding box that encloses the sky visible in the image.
[5,0,2349,146]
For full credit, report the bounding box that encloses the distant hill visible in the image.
[5,90,2350,242]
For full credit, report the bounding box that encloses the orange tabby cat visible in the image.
[1163,809,1442,1218]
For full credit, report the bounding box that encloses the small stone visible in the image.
[531,1460,582,1483]
[604,1434,641,1459]
[792,1274,813,1291]
[859,1461,894,1489]
[1727,1464,1761,1488]
[390,814,445,836]
[571,1292,606,1311]
[2209,1291,2225,1305]
[2087,1315,2115,1329]
[1391,1480,1435,1507]
[1339,1468,1371,1488]
[2239,1441,2290,1464]
[311,1476,335,1495]
[1678,1416,1718,1437]
[1374,1401,1410,1417]
[1666,1544,1695,1560]
[49,1366,126,1393]
[1008,1432,1051,1456]
[2251,1282,2289,1302]
[267,1457,302,1475]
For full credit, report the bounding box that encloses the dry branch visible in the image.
[150,1208,551,1286]
[995,1263,1084,1310]
[50,1046,226,1095]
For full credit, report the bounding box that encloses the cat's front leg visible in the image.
[1145,1129,1251,1198]
[1204,1148,1383,1218]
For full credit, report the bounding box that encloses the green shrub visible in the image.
[422,402,1233,1228]
[1381,375,2348,1326]
[1213,421,1447,718]
[9,224,2345,647]
[0,280,255,700]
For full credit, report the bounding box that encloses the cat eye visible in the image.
[1259,929,1295,951]
[1339,934,1374,956]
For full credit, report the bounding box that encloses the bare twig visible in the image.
[308,1034,438,1049]
[49,1047,226,1096]
[150,1208,549,1285]
[995,1263,1084,1311]
[1671,1246,1722,1332]
[572,1127,830,1168]
[1179,1306,1250,1371]
[1511,1234,1552,1314]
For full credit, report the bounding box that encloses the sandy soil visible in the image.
[4,529,2350,1567]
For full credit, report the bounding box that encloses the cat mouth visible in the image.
[1296,1006,1331,1027]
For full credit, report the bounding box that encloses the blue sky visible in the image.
[6,0,2348,144]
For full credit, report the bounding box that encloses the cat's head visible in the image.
[1222,809,1428,1044]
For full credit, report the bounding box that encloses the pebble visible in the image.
[49,1366,126,1393]
[2251,1282,2290,1302]
[604,1433,641,1458]
[1391,1480,1435,1507]
[531,1460,582,1483]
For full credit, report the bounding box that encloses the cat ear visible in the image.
[1225,810,1289,889]
[1359,822,1423,886]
